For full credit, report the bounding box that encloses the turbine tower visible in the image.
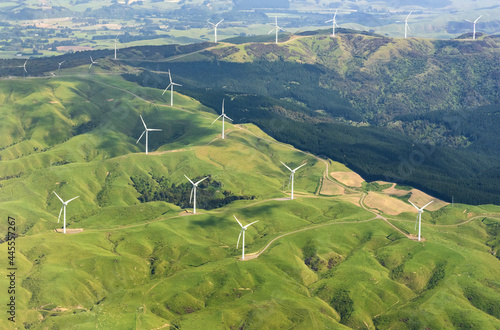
[136,114,162,155]
[234,215,259,260]
[280,161,307,200]
[325,10,339,37]
[465,15,482,40]
[162,69,182,106]
[268,16,285,44]
[211,99,233,139]
[114,35,119,59]
[409,200,433,241]
[53,191,79,234]
[184,175,208,214]
[208,19,224,43]
[89,56,98,69]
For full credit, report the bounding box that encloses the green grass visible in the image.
[0,73,499,329]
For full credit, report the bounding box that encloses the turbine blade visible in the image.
[58,206,63,223]
[408,200,419,210]
[148,129,162,132]
[53,191,64,203]
[211,114,223,124]
[293,163,307,171]
[168,69,172,84]
[67,196,79,203]
[268,28,275,34]
[217,19,224,25]
[244,220,259,229]
[234,215,243,228]
[195,176,209,185]
[325,19,333,23]
[140,114,147,129]
[184,174,195,185]
[89,63,92,69]
[162,85,171,95]
[222,99,225,114]
[465,19,472,23]
[136,130,146,144]
[224,115,233,122]
[334,9,338,19]
[172,83,182,86]
[475,15,482,23]
[406,11,412,20]
[190,187,194,204]
[422,200,434,210]
[236,230,242,249]
[280,161,292,172]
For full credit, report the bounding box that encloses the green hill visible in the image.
[1,73,500,329]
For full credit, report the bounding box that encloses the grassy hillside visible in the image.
[0,74,500,329]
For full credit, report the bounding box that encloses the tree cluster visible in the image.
[131,174,254,210]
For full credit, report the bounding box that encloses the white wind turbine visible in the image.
[409,200,433,241]
[57,60,65,74]
[208,19,224,43]
[162,69,182,106]
[396,11,412,38]
[465,15,482,40]
[211,99,233,139]
[268,16,285,44]
[89,56,98,69]
[184,175,208,214]
[136,114,162,155]
[325,10,339,37]
[53,191,79,234]
[234,215,259,260]
[280,161,307,200]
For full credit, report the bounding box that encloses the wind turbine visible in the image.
[53,191,79,234]
[234,215,259,260]
[208,19,224,43]
[325,10,339,37]
[162,69,182,106]
[184,175,208,214]
[57,60,65,74]
[89,56,98,69]
[396,11,412,38]
[268,16,285,44]
[136,114,162,155]
[211,99,233,139]
[409,200,433,241]
[465,15,482,40]
[280,161,307,200]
